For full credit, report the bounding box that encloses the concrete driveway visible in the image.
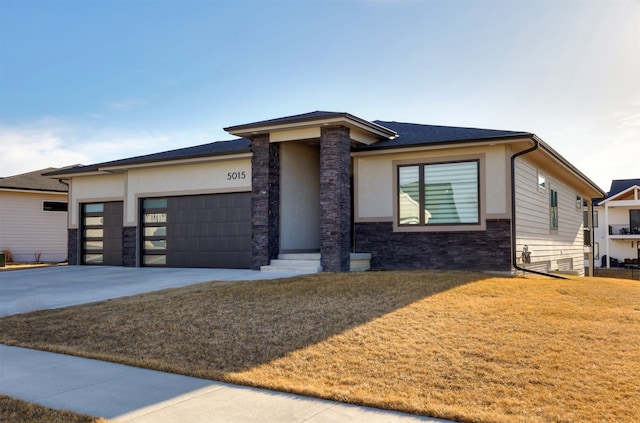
[0,265,303,317]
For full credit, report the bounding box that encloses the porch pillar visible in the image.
[251,133,280,270]
[320,125,351,272]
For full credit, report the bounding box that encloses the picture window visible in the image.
[398,160,479,226]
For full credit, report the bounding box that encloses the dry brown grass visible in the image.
[0,395,106,423]
[0,271,638,423]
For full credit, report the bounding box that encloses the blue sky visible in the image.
[1,0,638,191]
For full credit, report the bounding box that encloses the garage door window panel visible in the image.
[82,203,105,264]
[141,198,168,266]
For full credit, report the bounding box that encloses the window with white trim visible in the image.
[398,160,479,226]
[538,173,546,191]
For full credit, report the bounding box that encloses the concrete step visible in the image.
[260,265,322,274]
[263,252,371,273]
[278,253,321,260]
[269,259,322,267]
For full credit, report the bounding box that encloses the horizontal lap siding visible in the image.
[514,159,585,274]
[0,191,68,262]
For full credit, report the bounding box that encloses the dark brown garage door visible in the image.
[141,193,251,268]
[81,201,123,265]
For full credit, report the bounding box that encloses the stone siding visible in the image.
[251,134,280,270]
[320,126,352,272]
[122,226,137,267]
[67,228,78,265]
[354,219,512,271]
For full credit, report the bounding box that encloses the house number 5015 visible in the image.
[227,171,246,180]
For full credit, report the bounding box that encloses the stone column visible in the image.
[67,228,78,265]
[122,226,137,267]
[251,134,280,270]
[320,125,351,272]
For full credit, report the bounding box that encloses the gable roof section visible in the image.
[0,168,69,192]
[46,138,251,177]
[356,121,531,150]
[607,179,640,198]
[598,179,640,204]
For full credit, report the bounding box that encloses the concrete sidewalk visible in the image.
[0,345,451,423]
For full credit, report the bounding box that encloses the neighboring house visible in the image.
[46,111,604,275]
[0,168,69,263]
[591,179,640,269]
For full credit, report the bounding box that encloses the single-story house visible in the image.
[46,111,604,275]
[590,179,640,269]
[0,167,69,263]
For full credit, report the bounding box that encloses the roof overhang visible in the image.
[597,184,640,206]
[527,135,604,198]
[224,112,397,145]
[0,187,68,195]
[44,151,252,178]
[99,152,252,172]
[351,135,533,156]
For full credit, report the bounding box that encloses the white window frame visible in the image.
[538,172,546,192]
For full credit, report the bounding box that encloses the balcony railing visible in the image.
[608,224,640,235]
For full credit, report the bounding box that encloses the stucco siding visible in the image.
[514,158,585,274]
[280,142,320,251]
[0,191,68,262]
[354,145,510,222]
[69,173,125,227]
[126,159,251,225]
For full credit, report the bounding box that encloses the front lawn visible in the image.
[0,271,638,423]
[0,395,105,423]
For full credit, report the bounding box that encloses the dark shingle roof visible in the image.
[225,111,344,130]
[46,138,251,177]
[224,111,397,138]
[0,168,69,192]
[605,179,640,199]
[354,121,531,150]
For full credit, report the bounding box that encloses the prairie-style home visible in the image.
[46,111,604,275]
